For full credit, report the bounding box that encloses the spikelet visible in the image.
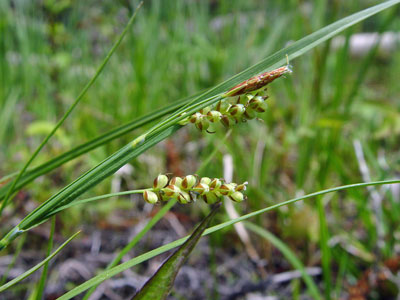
[185,92,270,132]
[142,174,248,205]
[180,59,292,133]
[225,58,292,97]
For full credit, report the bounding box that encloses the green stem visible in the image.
[34,216,56,300]
[317,197,332,299]
[0,227,25,252]
[45,189,148,217]
[132,94,222,146]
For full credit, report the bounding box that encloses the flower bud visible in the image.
[200,177,212,185]
[248,95,265,109]
[193,183,209,195]
[219,183,237,195]
[181,175,197,189]
[246,94,255,102]
[220,115,236,128]
[229,191,245,202]
[235,181,248,191]
[177,191,191,204]
[170,176,183,189]
[143,190,159,204]
[202,192,220,204]
[162,185,181,198]
[209,178,222,189]
[153,174,169,190]
[195,116,210,131]
[189,112,202,124]
[206,110,222,123]
[229,104,246,120]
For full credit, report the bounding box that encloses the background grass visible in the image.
[1,0,400,299]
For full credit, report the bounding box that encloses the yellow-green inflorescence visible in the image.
[143,174,248,205]
[179,89,269,132]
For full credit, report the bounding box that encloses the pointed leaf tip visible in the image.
[132,204,220,300]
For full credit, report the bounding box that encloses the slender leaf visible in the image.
[45,189,147,218]
[30,217,56,300]
[17,126,177,230]
[317,197,332,299]
[0,231,80,293]
[0,95,193,198]
[245,222,323,300]
[133,204,220,300]
[56,179,400,300]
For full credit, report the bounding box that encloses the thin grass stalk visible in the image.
[130,94,222,147]
[316,197,332,299]
[33,216,55,300]
[45,189,147,217]
[0,95,194,198]
[0,231,80,293]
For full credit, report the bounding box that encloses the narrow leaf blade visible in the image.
[0,231,80,292]
[132,204,221,300]
[30,217,56,300]
[0,96,193,200]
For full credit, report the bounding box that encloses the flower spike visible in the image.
[142,174,248,205]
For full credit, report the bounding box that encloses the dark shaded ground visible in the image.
[1,202,323,300]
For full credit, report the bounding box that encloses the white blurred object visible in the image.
[112,163,134,195]
[223,154,260,262]
[332,32,400,57]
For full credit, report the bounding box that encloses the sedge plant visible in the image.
[1,1,400,299]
